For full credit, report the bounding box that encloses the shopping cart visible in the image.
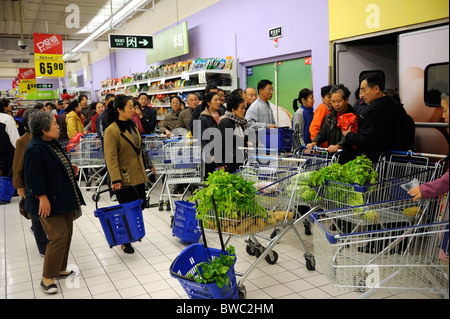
[316,150,447,216]
[69,134,108,192]
[142,134,169,210]
[163,138,203,218]
[310,197,449,299]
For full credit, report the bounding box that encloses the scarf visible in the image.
[77,112,85,127]
[223,111,248,138]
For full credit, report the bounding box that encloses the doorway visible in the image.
[246,56,313,116]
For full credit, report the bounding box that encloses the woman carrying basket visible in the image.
[103,95,155,254]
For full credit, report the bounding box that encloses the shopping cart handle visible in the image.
[388,150,449,159]
[238,147,278,152]
[93,185,140,209]
[249,155,306,162]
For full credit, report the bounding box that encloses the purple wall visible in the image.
[94,0,330,104]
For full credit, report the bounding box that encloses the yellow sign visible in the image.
[329,0,449,41]
[18,79,37,95]
[34,53,65,77]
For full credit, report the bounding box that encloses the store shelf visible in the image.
[100,68,235,92]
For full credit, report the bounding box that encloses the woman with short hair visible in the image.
[24,111,85,294]
[216,93,250,173]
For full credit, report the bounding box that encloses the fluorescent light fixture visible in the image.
[65,0,151,59]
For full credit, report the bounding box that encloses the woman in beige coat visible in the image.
[103,95,154,254]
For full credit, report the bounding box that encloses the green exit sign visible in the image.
[109,34,153,49]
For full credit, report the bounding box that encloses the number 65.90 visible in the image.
[39,62,63,75]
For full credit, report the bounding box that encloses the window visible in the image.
[424,62,449,107]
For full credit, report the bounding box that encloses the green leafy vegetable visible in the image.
[189,170,266,220]
[310,155,378,187]
[187,245,236,289]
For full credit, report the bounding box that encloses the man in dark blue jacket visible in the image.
[343,73,415,163]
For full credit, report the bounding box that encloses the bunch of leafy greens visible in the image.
[310,155,378,187]
[187,245,236,289]
[189,170,266,220]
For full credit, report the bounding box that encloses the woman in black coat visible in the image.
[196,92,222,178]
[24,111,85,294]
[216,93,250,173]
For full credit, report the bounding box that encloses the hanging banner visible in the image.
[33,33,64,77]
[146,21,189,65]
[18,68,37,95]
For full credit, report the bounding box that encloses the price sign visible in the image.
[19,79,37,94]
[34,53,65,77]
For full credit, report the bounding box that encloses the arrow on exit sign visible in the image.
[108,34,153,49]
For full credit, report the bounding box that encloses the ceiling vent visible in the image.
[12,58,30,63]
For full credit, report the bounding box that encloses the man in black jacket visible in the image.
[137,93,157,133]
[343,73,415,163]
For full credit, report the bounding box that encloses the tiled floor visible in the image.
[0,180,444,300]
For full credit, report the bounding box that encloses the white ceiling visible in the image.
[0,0,152,67]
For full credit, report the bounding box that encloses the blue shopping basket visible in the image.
[0,176,15,204]
[170,191,239,299]
[172,201,201,243]
[170,243,238,299]
[93,186,145,248]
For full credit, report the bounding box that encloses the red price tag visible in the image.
[305,57,312,65]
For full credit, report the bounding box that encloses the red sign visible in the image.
[33,33,63,54]
[12,78,19,89]
[305,57,312,65]
[18,68,36,80]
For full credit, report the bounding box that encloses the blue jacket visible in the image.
[24,136,85,217]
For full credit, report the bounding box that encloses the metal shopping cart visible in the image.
[310,197,449,299]
[316,151,447,214]
[195,154,333,298]
[163,138,203,218]
[142,134,170,210]
[69,134,108,192]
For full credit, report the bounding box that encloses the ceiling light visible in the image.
[65,0,152,60]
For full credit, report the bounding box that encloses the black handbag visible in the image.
[141,143,153,171]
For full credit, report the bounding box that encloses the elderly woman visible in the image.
[24,111,85,294]
[216,93,250,173]
[159,96,183,137]
[12,109,48,257]
[306,84,357,162]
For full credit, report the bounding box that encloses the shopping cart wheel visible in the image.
[265,251,278,265]
[158,201,164,211]
[92,193,100,202]
[166,201,171,211]
[269,228,280,239]
[238,286,246,299]
[303,220,312,235]
[245,244,256,256]
[304,254,315,271]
